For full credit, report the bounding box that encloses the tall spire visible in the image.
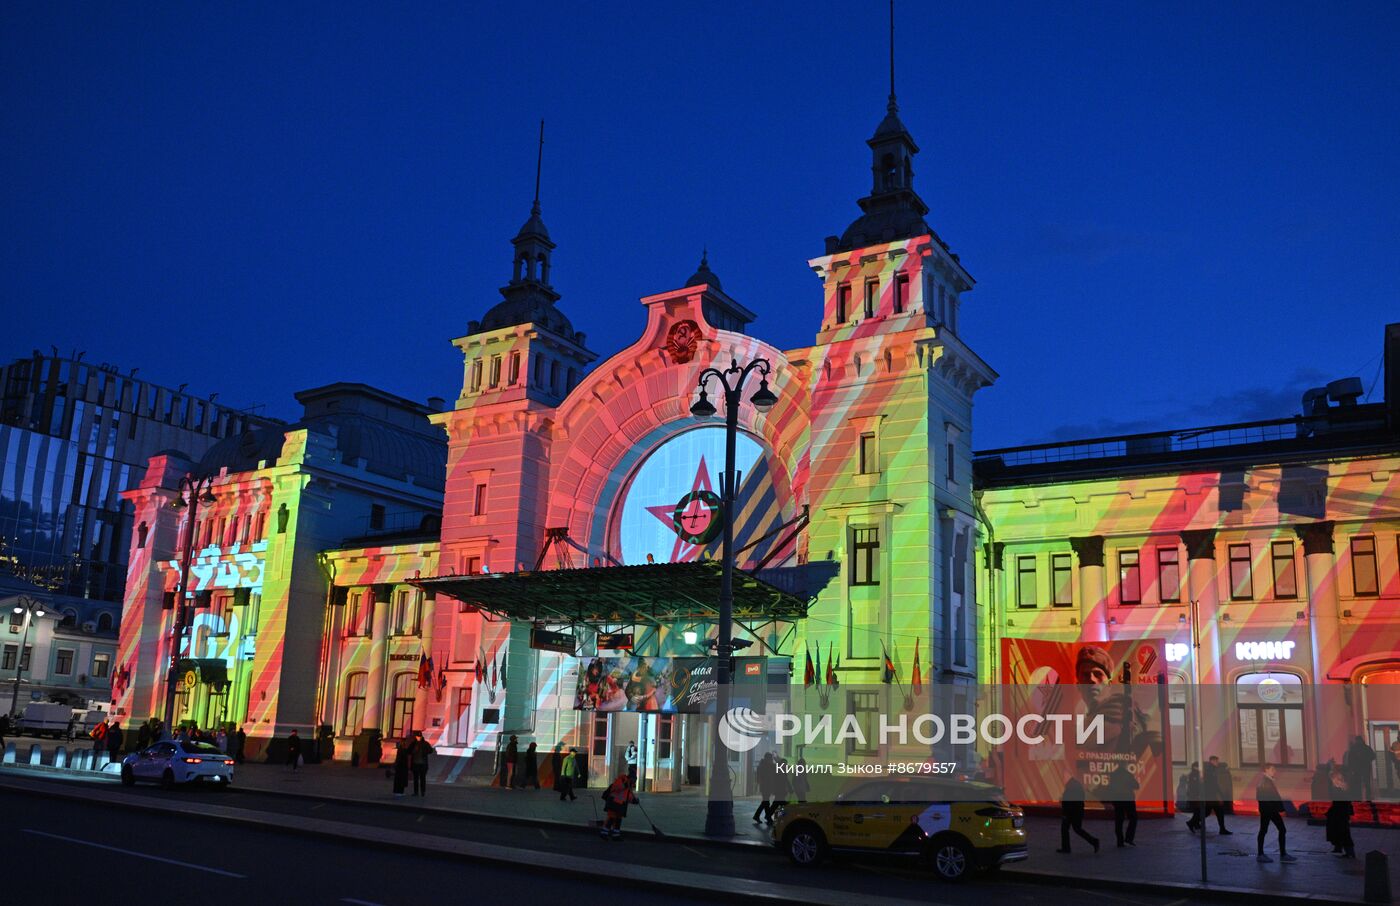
[888,0,897,114]
[533,119,544,211]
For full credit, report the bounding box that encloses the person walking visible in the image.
[215,728,228,753]
[550,743,564,794]
[559,747,579,802]
[1255,763,1295,863]
[1184,763,1205,833]
[625,739,638,786]
[1057,774,1101,853]
[523,741,540,790]
[90,718,108,754]
[1345,735,1377,820]
[1326,767,1356,858]
[409,730,434,797]
[599,774,638,840]
[1202,756,1233,834]
[392,738,410,797]
[105,720,124,763]
[771,756,793,816]
[751,752,775,825]
[1107,763,1138,847]
[500,735,519,788]
[286,729,302,771]
[234,726,247,763]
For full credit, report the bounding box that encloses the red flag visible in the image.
[476,647,486,684]
[911,639,923,693]
[881,642,895,684]
[803,646,816,687]
[825,643,837,688]
[435,663,447,702]
[417,653,432,689]
[490,653,498,689]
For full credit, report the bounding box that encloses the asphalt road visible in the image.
[3,778,1221,905]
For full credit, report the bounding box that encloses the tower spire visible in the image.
[533,119,544,211]
[888,0,897,113]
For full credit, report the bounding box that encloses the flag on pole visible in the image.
[417,653,432,689]
[500,650,507,691]
[825,642,838,688]
[911,639,923,694]
[803,646,816,687]
[814,645,822,692]
[881,642,896,684]
[436,659,447,702]
[490,652,498,689]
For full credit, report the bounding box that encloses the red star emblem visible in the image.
[645,456,715,563]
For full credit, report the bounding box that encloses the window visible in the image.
[489,356,502,388]
[836,285,850,324]
[863,280,877,318]
[1236,673,1305,767]
[893,274,908,313]
[858,432,877,474]
[851,527,880,586]
[55,649,74,675]
[1228,543,1253,600]
[470,360,483,393]
[253,511,267,541]
[1158,547,1181,603]
[1,646,14,670]
[1119,550,1141,604]
[1271,541,1298,599]
[946,441,956,483]
[389,673,416,737]
[1016,556,1037,608]
[96,613,113,633]
[347,591,368,637]
[91,653,111,679]
[342,672,367,736]
[550,361,560,393]
[370,504,386,531]
[60,609,78,628]
[1351,536,1378,597]
[8,611,19,632]
[1168,678,1187,765]
[19,646,31,670]
[508,352,521,385]
[591,713,608,757]
[473,483,488,517]
[392,590,419,636]
[1051,553,1074,607]
[453,687,473,746]
[849,691,880,756]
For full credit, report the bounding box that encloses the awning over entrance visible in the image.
[414,560,814,626]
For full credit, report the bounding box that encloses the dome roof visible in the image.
[684,251,722,290]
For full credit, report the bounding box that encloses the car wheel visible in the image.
[783,823,828,867]
[120,765,135,786]
[928,836,974,882]
[161,769,176,789]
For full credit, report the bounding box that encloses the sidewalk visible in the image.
[232,761,1394,902]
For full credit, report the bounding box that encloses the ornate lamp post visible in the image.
[165,474,216,732]
[8,596,46,718]
[691,357,777,837]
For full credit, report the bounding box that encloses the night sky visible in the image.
[4,2,1397,449]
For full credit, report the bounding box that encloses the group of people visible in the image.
[390,730,435,797]
[496,735,591,801]
[751,751,808,825]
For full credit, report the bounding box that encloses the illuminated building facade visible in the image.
[977,324,1400,800]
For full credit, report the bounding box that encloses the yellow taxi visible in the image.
[771,777,1028,881]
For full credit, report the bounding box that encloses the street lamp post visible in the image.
[691,357,778,837]
[165,474,216,732]
[8,597,46,718]
[1189,598,1208,883]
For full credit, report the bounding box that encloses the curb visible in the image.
[1000,863,1362,906]
[0,776,922,906]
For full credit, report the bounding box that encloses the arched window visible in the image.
[96,612,114,633]
[60,609,78,628]
[881,153,898,190]
[1235,672,1305,767]
[342,672,368,736]
[389,672,417,738]
[136,521,148,549]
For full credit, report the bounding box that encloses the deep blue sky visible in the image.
[4,2,1397,448]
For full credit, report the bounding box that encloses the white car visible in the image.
[121,739,235,788]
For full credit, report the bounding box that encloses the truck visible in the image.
[16,702,78,738]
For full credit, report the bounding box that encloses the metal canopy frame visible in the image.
[413,560,810,629]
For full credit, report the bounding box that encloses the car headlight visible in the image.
[771,806,787,822]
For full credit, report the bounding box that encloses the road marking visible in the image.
[342,899,387,906]
[21,829,246,878]
[538,828,549,840]
[416,814,425,823]
[309,802,326,811]
[683,845,704,858]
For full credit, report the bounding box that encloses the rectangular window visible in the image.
[2,646,14,670]
[657,714,674,760]
[508,352,521,385]
[851,527,880,586]
[849,691,880,756]
[857,432,876,474]
[1229,543,1253,600]
[1016,556,1037,608]
[470,360,483,393]
[54,649,74,675]
[370,504,385,530]
[863,280,877,318]
[1272,541,1298,599]
[1238,706,1305,767]
[392,590,417,636]
[91,653,111,679]
[19,646,31,671]
[453,687,473,746]
[1051,553,1074,607]
[1119,550,1141,604]
[1157,547,1181,603]
[893,274,908,313]
[836,285,850,324]
[946,441,955,483]
[591,713,608,757]
[489,356,502,388]
[473,483,487,517]
[1351,536,1379,596]
[253,511,267,541]
[346,591,366,637]
[343,673,367,736]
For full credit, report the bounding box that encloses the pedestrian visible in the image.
[105,720,124,762]
[791,754,810,804]
[215,728,228,753]
[625,739,638,786]
[1201,756,1233,834]
[1107,763,1138,847]
[550,743,564,794]
[1326,768,1356,858]
[392,738,410,797]
[599,774,638,840]
[751,752,774,825]
[499,735,518,788]
[1184,762,1204,832]
[1057,774,1101,853]
[559,747,579,801]
[234,725,247,763]
[136,720,152,753]
[1344,735,1376,805]
[771,756,792,816]
[286,728,302,771]
[1255,762,1295,862]
[410,730,434,797]
[524,741,540,789]
[90,718,108,753]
